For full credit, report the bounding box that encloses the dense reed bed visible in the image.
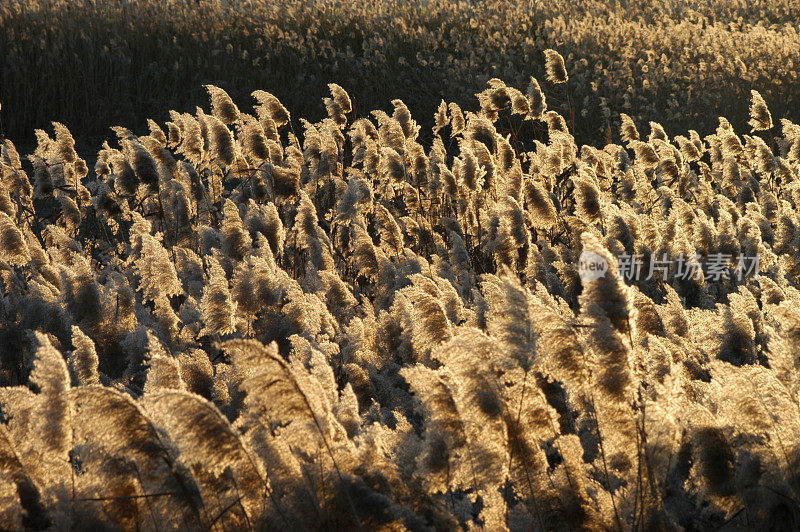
[1,0,798,150]
[1,58,800,528]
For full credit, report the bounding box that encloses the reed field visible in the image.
[1,0,800,530]
[1,0,799,149]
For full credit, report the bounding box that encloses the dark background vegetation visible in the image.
[1,0,798,155]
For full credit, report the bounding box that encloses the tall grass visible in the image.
[0,66,799,528]
[1,0,798,152]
